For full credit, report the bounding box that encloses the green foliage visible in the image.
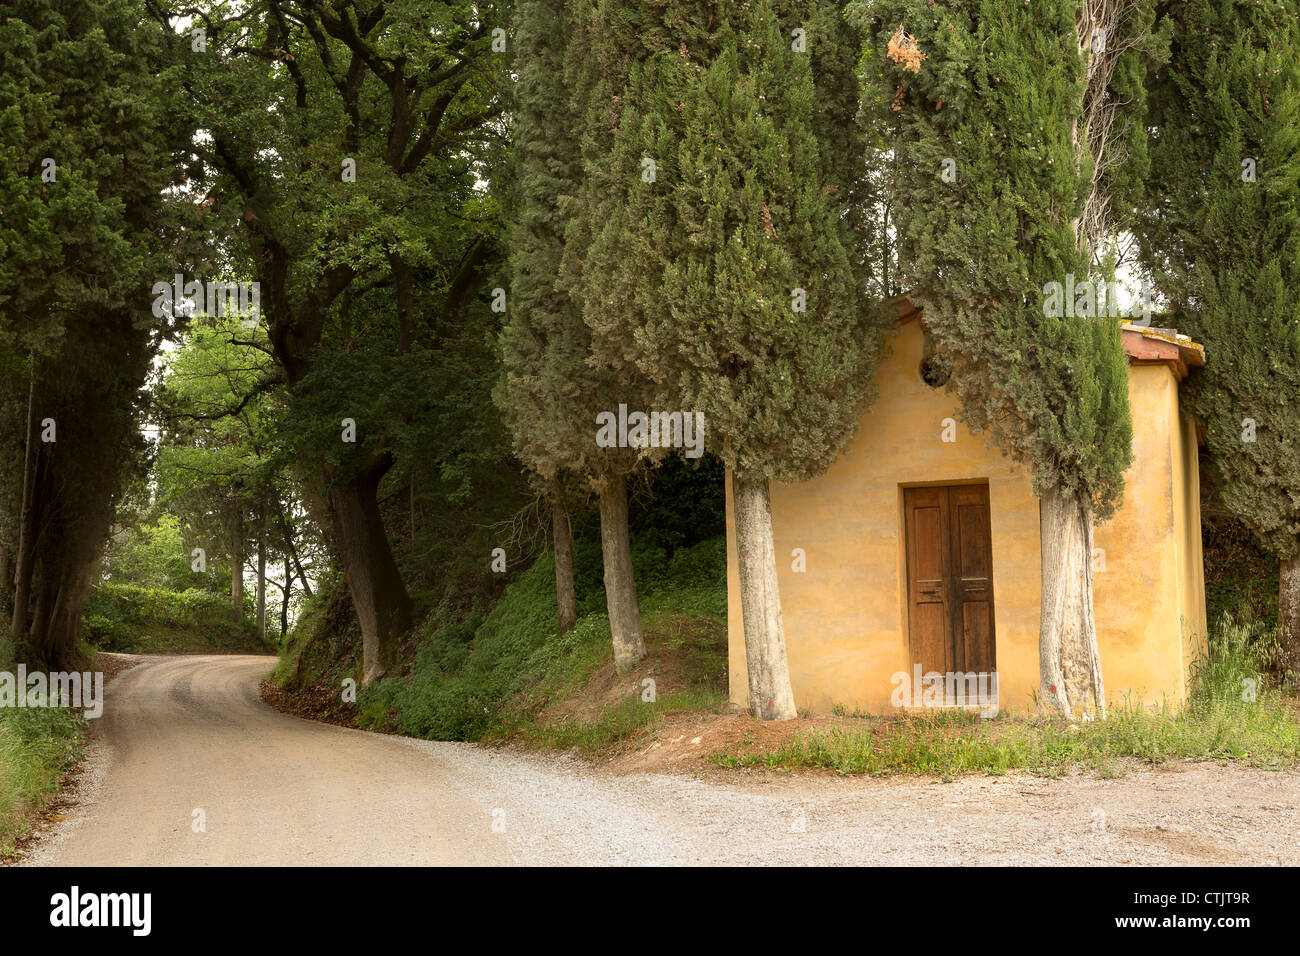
[497,0,623,495]
[0,0,195,353]
[81,583,268,654]
[269,569,356,689]
[0,704,85,854]
[624,454,725,553]
[359,535,727,741]
[1203,515,1281,627]
[102,513,223,593]
[572,0,883,484]
[0,0,196,668]
[1189,612,1279,704]
[152,313,292,589]
[363,555,584,739]
[855,0,1136,516]
[1134,0,1300,559]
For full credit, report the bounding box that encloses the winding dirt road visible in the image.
[30,655,503,866]
[26,654,1300,866]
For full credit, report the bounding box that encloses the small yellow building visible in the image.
[725,303,1208,715]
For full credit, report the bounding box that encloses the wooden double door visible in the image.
[903,484,996,673]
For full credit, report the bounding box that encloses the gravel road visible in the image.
[26,654,1300,866]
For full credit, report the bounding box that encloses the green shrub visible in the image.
[1190,611,1278,705]
[81,614,140,652]
[81,582,267,653]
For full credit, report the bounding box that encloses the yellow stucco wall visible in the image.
[1177,407,1209,672]
[726,320,1207,715]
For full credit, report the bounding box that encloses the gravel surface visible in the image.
[26,654,1300,866]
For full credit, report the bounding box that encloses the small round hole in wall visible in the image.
[919,355,950,388]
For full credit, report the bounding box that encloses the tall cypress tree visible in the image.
[0,0,193,667]
[502,0,652,670]
[496,0,583,640]
[574,0,881,719]
[1133,0,1300,682]
[856,0,1150,716]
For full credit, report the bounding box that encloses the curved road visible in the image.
[28,654,1300,866]
[32,655,504,866]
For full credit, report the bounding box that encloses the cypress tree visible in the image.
[857,0,1151,716]
[573,0,882,719]
[0,0,192,667]
[1133,0,1300,682]
[500,0,651,669]
[497,0,581,639]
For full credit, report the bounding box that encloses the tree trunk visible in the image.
[256,531,267,638]
[732,474,798,720]
[11,365,38,644]
[552,498,577,637]
[0,542,10,613]
[39,562,95,671]
[282,554,292,639]
[1038,485,1106,718]
[275,496,312,598]
[230,514,244,615]
[597,473,644,672]
[390,252,416,353]
[1279,555,1300,687]
[328,456,412,684]
[27,586,50,661]
[24,512,104,671]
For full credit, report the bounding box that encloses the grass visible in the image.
[352,536,729,746]
[0,640,87,858]
[713,613,1299,777]
[713,699,1299,776]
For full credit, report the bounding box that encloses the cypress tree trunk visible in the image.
[39,560,95,670]
[1279,555,1300,686]
[597,473,644,672]
[732,474,797,721]
[1038,485,1106,718]
[11,367,38,645]
[27,586,50,662]
[552,499,577,638]
[328,460,412,684]
[1040,1,1128,721]
[0,543,10,613]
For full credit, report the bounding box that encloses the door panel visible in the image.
[904,487,951,673]
[903,484,996,680]
[949,484,995,672]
